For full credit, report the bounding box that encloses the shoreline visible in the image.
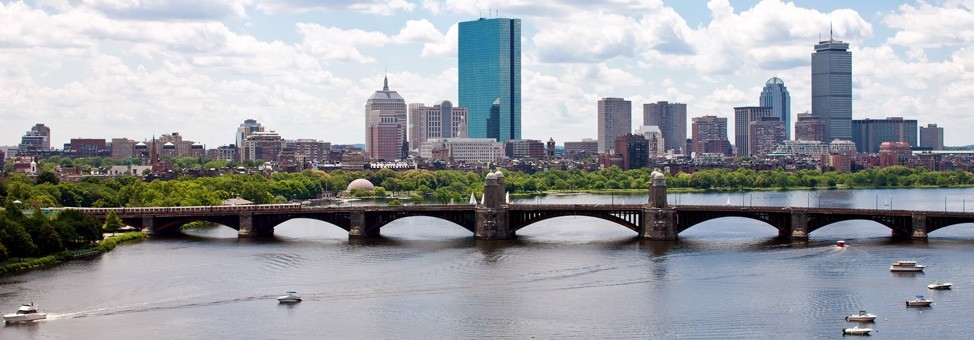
[0,231,147,276]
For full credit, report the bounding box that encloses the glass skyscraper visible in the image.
[759,77,791,140]
[458,17,521,142]
[811,36,852,142]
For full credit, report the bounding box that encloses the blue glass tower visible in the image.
[458,18,521,142]
[760,77,791,140]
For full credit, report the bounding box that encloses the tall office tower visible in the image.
[597,97,632,153]
[919,124,944,151]
[458,17,521,142]
[759,77,791,140]
[734,106,773,157]
[236,119,264,148]
[643,101,687,154]
[811,33,852,142]
[851,117,918,154]
[365,76,407,160]
[691,115,731,156]
[794,113,826,142]
[408,100,468,150]
[18,123,51,152]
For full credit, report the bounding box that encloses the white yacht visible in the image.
[277,291,302,303]
[890,260,925,272]
[927,281,953,290]
[906,295,933,307]
[845,310,876,322]
[842,325,873,335]
[3,303,47,323]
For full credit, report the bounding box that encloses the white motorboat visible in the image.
[277,291,302,303]
[906,295,932,307]
[927,281,953,290]
[890,260,925,272]
[845,310,876,322]
[842,325,873,335]
[3,303,47,323]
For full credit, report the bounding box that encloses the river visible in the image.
[3,187,974,339]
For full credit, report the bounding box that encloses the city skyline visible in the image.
[1,1,972,148]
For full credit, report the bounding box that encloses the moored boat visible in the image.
[277,291,302,303]
[842,325,873,335]
[836,240,846,248]
[3,303,47,323]
[845,310,876,322]
[890,260,924,272]
[927,281,953,290]
[906,295,932,307]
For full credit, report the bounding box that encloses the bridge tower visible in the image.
[642,169,677,240]
[475,171,512,239]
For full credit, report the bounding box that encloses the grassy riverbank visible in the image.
[0,231,147,276]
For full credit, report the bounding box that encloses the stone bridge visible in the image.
[60,170,974,241]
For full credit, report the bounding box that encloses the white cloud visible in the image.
[885,1,974,48]
[82,0,249,20]
[297,23,390,63]
[255,0,414,15]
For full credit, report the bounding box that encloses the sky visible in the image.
[1,0,973,149]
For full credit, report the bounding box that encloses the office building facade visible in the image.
[690,115,731,156]
[919,124,944,151]
[851,117,918,154]
[811,36,852,142]
[734,106,773,157]
[458,17,521,142]
[597,97,632,153]
[408,100,468,150]
[759,77,791,140]
[643,101,687,154]
[365,76,407,160]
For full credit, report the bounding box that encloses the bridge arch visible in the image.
[675,211,791,237]
[806,219,896,238]
[676,216,782,238]
[369,211,476,234]
[510,210,642,233]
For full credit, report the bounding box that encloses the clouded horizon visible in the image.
[2,0,972,148]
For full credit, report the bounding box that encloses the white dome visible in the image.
[485,173,497,180]
[347,178,375,192]
[494,171,504,178]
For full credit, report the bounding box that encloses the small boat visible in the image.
[890,260,925,272]
[845,310,876,322]
[842,325,873,335]
[277,291,302,303]
[3,303,47,323]
[927,281,953,290]
[906,295,932,307]
[836,240,846,248]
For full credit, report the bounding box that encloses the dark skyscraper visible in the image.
[458,17,521,142]
[811,33,852,142]
[760,77,791,140]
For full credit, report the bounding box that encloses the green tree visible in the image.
[35,171,60,185]
[0,214,36,260]
[103,210,123,235]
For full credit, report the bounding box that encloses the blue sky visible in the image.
[1,0,972,148]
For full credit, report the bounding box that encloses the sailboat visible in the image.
[506,192,510,204]
[469,192,477,205]
[725,197,731,206]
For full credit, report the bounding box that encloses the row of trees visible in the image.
[0,201,104,262]
[2,165,973,211]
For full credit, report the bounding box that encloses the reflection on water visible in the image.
[2,188,974,338]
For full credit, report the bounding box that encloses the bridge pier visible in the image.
[788,211,808,240]
[349,211,379,238]
[641,207,677,240]
[475,208,512,240]
[911,213,928,240]
[142,216,156,236]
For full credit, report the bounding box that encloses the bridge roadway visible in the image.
[64,203,974,241]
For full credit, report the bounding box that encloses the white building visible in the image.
[635,125,666,159]
[419,138,505,164]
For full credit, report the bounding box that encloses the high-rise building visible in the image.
[690,115,731,156]
[564,139,599,158]
[505,139,545,159]
[759,77,791,140]
[597,98,632,153]
[236,119,264,148]
[408,100,468,150]
[458,17,521,142]
[18,123,51,153]
[794,113,826,142]
[811,34,852,142]
[643,101,687,154]
[851,117,918,154]
[734,106,773,157]
[749,116,786,157]
[241,131,286,162]
[919,123,944,151]
[365,76,407,160]
[613,134,649,170]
